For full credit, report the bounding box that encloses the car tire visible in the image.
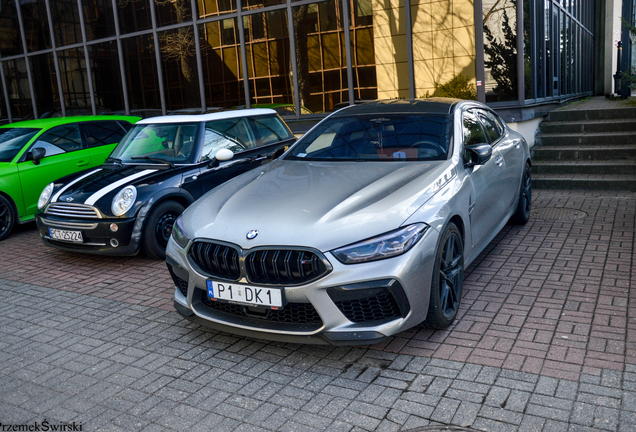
[510,162,531,225]
[423,222,464,329]
[142,200,185,260]
[0,195,15,241]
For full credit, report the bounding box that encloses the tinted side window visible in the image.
[206,118,256,149]
[462,111,488,146]
[250,115,294,146]
[83,121,131,148]
[33,124,83,155]
[477,110,503,144]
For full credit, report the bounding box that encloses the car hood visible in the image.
[50,165,169,208]
[183,159,454,252]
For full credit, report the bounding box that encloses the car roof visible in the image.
[0,115,142,129]
[332,98,461,116]
[137,108,277,124]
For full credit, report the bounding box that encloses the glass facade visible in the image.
[0,0,597,122]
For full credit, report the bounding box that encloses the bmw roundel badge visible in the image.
[246,230,259,240]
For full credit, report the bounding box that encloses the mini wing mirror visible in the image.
[464,144,492,167]
[208,148,234,168]
[30,147,46,165]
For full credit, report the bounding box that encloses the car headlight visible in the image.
[38,183,54,210]
[111,185,137,216]
[171,216,190,249]
[331,223,429,264]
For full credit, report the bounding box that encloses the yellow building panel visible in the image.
[412,31,433,61]
[431,0,453,31]
[453,55,476,79]
[452,0,475,26]
[453,25,475,57]
[389,7,406,35]
[374,36,399,65]
[432,28,454,59]
[414,59,436,95]
[411,3,432,33]
[373,10,393,38]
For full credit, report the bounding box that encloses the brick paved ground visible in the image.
[1,189,635,431]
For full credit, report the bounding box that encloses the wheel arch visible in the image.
[447,214,465,248]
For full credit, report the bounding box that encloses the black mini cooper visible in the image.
[35,109,295,258]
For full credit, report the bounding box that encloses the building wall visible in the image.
[372,0,476,100]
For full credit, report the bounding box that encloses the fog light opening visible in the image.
[110,239,119,248]
[110,223,118,232]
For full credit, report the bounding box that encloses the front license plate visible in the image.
[48,228,83,242]
[207,281,282,308]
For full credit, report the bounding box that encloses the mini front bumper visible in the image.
[166,226,440,345]
[36,214,140,256]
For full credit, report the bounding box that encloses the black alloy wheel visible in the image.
[510,162,531,225]
[0,195,15,241]
[142,200,185,259]
[424,222,464,329]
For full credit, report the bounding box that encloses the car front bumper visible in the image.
[36,214,141,256]
[167,226,440,345]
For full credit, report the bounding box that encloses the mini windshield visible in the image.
[288,114,451,161]
[110,123,199,164]
[0,128,39,162]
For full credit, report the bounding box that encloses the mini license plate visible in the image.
[207,280,283,308]
[48,228,83,242]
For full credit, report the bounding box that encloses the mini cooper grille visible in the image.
[168,266,188,297]
[245,249,328,285]
[189,242,241,280]
[334,292,402,323]
[200,293,323,325]
[46,203,100,219]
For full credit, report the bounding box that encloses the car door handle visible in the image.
[77,160,89,167]
[183,175,198,183]
[495,156,503,166]
[252,156,268,162]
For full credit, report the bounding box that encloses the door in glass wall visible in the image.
[30,53,61,117]
[244,9,293,109]
[2,59,33,120]
[123,35,161,110]
[0,0,24,57]
[158,27,201,111]
[21,0,53,52]
[199,19,246,109]
[117,0,152,34]
[89,42,125,112]
[483,0,518,102]
[51,0,83,47]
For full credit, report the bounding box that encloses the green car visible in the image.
[0,115,141,240]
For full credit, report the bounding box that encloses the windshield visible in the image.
[288,114,451,161]
[0,128,39,162]
[110,123,199,164]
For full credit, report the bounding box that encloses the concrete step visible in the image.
[548,107,636,122]
[533,174,636,191]
[535,132,636,146]
[540,118,636,134]
[531,145,636,161]
[532,160,636,174]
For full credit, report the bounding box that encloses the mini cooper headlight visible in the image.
[111,185,137,216]
[331,223,429,264]
[38,183,54,210]
[171,216,190,249]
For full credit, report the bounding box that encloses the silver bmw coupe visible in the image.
[167,99,531,345]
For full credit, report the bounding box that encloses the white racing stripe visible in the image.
[84,169,157,206]
[52,169,102,203]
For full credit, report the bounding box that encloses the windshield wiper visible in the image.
[130,156,175,168]
[104,156,123,166]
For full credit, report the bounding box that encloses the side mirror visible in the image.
[464,144,492,167]
[208,148,234,168]
[30,147,46,165]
